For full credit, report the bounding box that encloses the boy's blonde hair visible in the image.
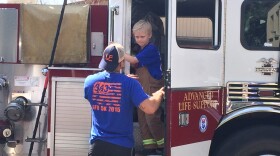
[132,20,152,35]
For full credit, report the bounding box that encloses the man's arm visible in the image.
[139,87,165,114]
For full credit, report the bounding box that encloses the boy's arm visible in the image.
[124,53,139,64]
[139,87,165,114]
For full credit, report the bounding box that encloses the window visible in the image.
[241,0,280,50]
[0,8,18,63]
[176,0,221,49]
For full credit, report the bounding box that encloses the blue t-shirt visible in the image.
[84,71,149,148]
[136,43,162,80]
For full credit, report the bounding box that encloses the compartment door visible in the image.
[50,77,91,156]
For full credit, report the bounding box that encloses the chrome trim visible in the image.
[228,97,280,100]
[179,112,189,127]
[0,77,7,88]
[218,105,280,128]
[109,6,119,42]
[226,82,280,113]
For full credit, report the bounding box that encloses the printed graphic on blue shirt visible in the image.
[92,82,122,113]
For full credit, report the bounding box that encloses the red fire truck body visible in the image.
[1,0,280,156]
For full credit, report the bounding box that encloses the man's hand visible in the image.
[152,87,165,98]
[127,74,139,80]
[139,87,165,114]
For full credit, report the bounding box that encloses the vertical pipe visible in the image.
[28,0,67,155]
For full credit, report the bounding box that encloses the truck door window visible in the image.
[0,8,18,63]
[241,0,280,50]
[176,0,221,50]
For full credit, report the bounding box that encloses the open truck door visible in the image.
[166,0,224,155]
[108,0,131,74]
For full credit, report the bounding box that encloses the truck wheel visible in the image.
[214,125,280,156]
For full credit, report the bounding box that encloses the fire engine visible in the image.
[1,0,280,155]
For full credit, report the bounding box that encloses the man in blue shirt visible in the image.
[84,42,164,156]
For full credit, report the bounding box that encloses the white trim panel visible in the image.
[171,140,211,156]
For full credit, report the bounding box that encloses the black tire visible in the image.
[214,125,280,156]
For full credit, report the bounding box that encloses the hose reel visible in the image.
[4,97,28,122]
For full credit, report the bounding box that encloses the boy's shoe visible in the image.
[156,148,164,155]
[136,149,162,156]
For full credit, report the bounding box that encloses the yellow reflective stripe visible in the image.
[156,138,164,145]
[143,139,156,145]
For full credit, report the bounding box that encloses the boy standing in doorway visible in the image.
[125,20,164,155]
